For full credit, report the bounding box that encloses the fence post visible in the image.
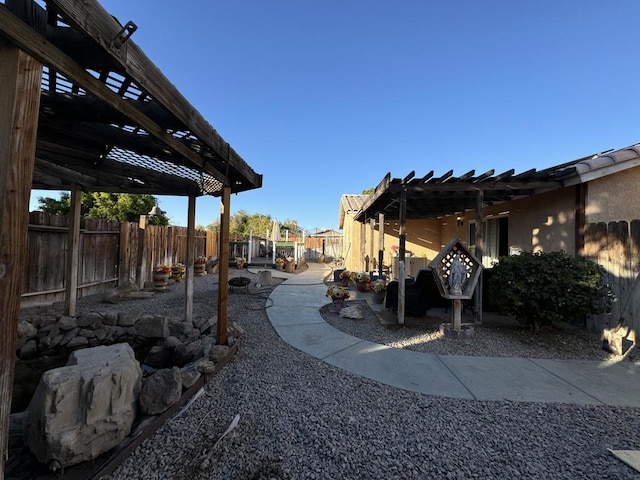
[136,215,149,289]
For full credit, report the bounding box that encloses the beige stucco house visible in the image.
[339,143,640,334]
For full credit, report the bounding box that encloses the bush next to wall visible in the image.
[489,251,614,332]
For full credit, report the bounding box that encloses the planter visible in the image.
[194,263,206,276]
[329,297,346,311]
[152,272,170,290]
[341,278,350,287]
[356,281,369,292]
[372,290,386,304]
[235,262,246,269]
[171,265,185,282]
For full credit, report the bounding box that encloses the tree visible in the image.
[37,192,169,225]
[281,218,301,237]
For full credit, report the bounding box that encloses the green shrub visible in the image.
[488,251,613,332]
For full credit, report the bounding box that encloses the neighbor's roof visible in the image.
[0,0,262,197]
[354,144,640,222]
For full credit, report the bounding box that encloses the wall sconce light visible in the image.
[456,215,464,227]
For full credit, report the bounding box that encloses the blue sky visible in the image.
[30,1,640,232]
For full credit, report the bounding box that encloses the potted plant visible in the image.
[275,257,285,270]
[194,256,207,276]
[326,285,350,308]
[339,270,352,287]
[153,264,171,290]
[235,256,246,269]
[370,279,387,304]
[171,263,186,282]
[351,271,371,292]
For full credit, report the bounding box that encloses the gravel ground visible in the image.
[75,269,640,480]
[320,301,639,362]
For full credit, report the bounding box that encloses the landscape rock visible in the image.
[19,339,38,359]
[135,315,169,338]
[209,345,230,363]
[23,343,141,468]
[340,305,364,319]
[76,313,103,328]
[174,339,204,367]
[144,346,174,369]
[139,367,182,416]
[193,316,215,333]
[181,370,201,389]
[117,312,138,327]
[17,320,37,339]
[66,336,88,349]
[57,316,78,331]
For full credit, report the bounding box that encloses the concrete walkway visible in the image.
[262,262,640,406]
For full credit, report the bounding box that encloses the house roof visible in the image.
[1,0,262,197]
[354,144,640,222]
[338,194,369,228]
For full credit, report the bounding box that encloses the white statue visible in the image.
[449,254,466,295]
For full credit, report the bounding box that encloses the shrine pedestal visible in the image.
[439,322,475,339]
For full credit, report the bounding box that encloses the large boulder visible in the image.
[23,343,142,468]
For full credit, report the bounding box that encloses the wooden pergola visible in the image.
[0,1,262,475]
[355,156,598,325]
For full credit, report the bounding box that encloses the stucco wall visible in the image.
[505,187,576,254]
[586,169,640,224]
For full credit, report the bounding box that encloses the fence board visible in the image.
[585,220,640,341]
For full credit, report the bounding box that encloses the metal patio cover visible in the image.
[0,0,262,197]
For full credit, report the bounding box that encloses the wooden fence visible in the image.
[22,212,121,304]
[583,219,640,340]
[22,214,343,304]
[22,213,218,304]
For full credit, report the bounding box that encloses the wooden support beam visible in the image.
[378,213,384,277]
[0,5,227,185]
[473,190,484,325]
[369,217,375,273]
[0,40,43,479]
[184,195,196,324]
[64,184,81,315]
[135,214,148,289]
[45,0,261,187]
[398,185,407,325]
[217,186,230,345]
[360,221,366,272]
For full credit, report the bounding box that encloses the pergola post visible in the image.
[64,185,82,316]
[360,221,367,271]
[378,213,385,277]
[0,40,43,479]
[185,194,196,323]
[369,217,375,273]
[474,189,484,324]
[217,186,231,345]
[398,185,407,325]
